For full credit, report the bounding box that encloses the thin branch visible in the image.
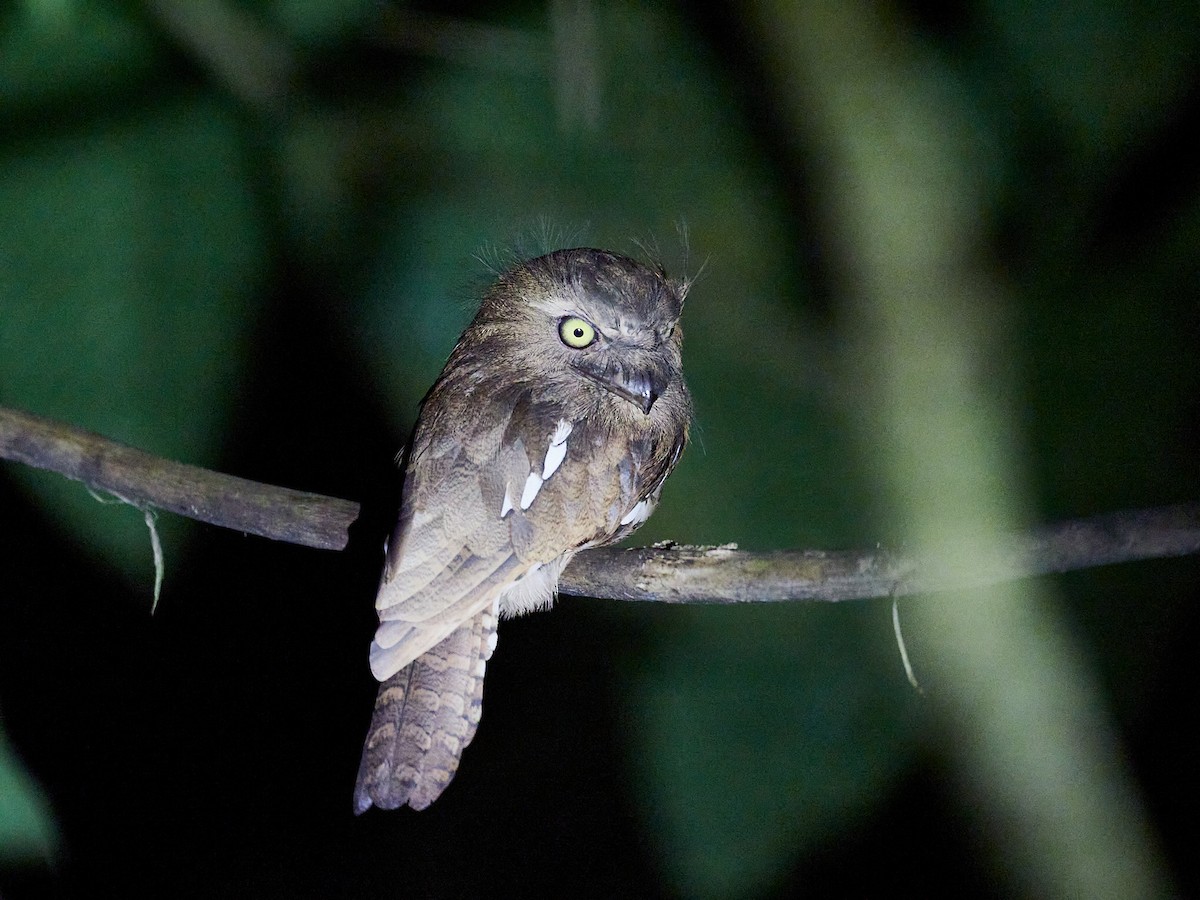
[566,505,1200,602]
[3,405,1198,602]
[0,406,355,552]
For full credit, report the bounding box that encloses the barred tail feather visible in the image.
[353,607,496,812]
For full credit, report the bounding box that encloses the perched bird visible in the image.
[353,248,691,812]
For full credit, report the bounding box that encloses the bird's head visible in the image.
[473,248,688,419]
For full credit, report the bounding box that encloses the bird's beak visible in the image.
[574,359,666,415]
[605,368,659,414]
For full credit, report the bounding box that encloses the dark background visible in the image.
[2,2,1198,897]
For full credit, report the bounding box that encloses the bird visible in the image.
[353,247,692,812]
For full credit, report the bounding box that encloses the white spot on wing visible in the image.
[500,484,515,518]
[542,419,573,480]
[542,443,567,480]
[620,498,655,527]
[519,472,543,509]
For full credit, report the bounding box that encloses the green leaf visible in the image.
[0,93,266,586]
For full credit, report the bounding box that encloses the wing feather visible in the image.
[359,390,686,806]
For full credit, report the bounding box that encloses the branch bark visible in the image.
[3,404,1198,602]
[0,406,355,551]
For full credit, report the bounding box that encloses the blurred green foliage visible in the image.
[1,92,264,575]
[1,1,1197,897]
[0,730,55,864]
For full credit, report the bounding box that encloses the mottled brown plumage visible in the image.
[354,248,691,812]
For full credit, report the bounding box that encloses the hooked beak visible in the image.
[604,369,659,414]
[574,359,665,415]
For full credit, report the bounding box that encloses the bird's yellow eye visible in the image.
[559,316,596,349]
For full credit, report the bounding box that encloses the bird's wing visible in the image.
[370,391,681,680]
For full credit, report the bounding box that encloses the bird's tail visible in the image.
[353,607,496,812]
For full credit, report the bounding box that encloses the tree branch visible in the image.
[0,406,355,552]
[3,405,1197,602]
